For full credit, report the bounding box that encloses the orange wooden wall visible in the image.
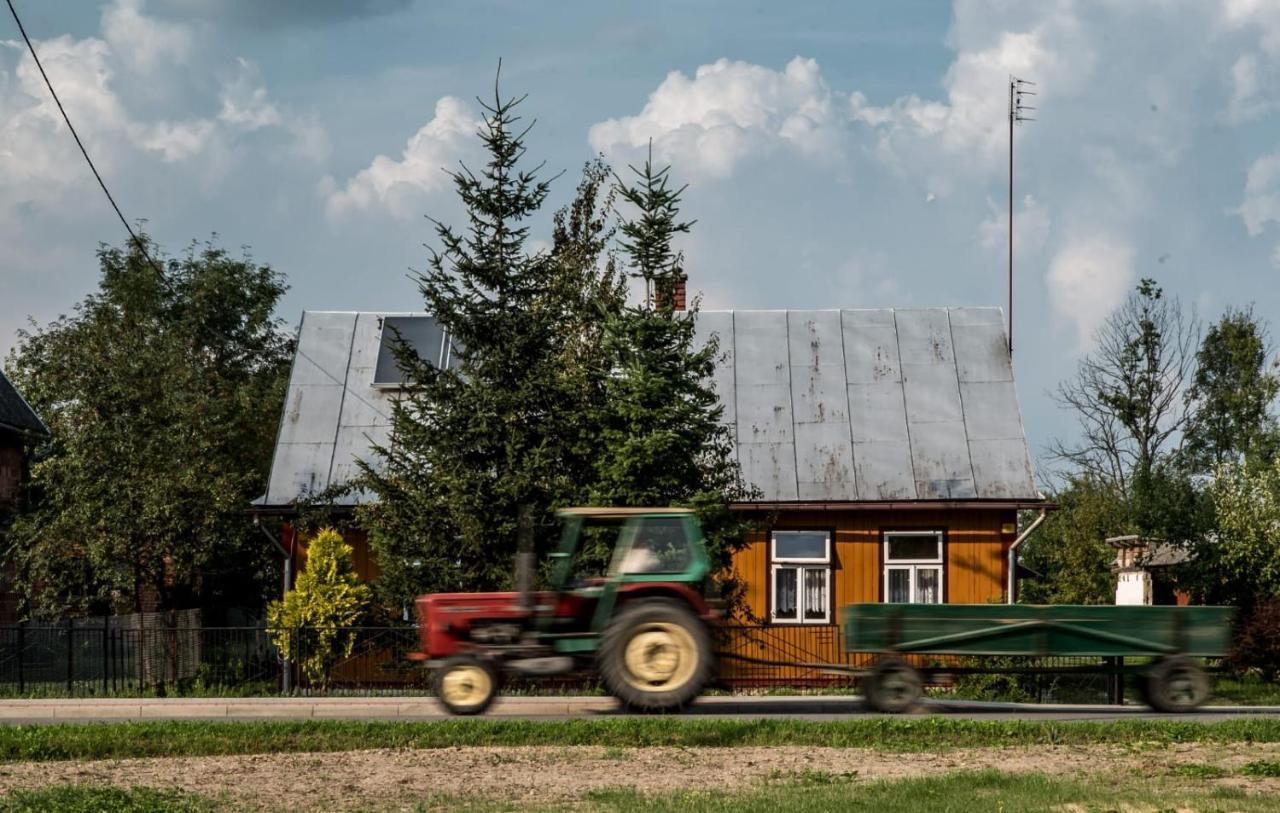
[730,508,1015,620]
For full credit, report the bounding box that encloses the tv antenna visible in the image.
[1008,76,1035,357]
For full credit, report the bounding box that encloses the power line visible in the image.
[3,0,390,427]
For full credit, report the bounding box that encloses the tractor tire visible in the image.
[598,599,712,713]
[435,654,500,716]
[1142,655,1209,713]
[863,656,922,714]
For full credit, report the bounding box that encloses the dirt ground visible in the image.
[0,743,1278,811]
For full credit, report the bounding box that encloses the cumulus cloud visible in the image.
[588,57,841,178]
[102,0,191,74]
[323,96,479,219]
[0,0,320,204]
[1237,152,1280,235]
[1046,236,1136,348]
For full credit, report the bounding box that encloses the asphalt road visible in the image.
[1,695,1279,724]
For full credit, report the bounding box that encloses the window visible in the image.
[883,531,943,604]
[373,316,452,388]
[616,517,692,575]
[770,531,831,624]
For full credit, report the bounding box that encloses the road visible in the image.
[1,695,1278,724]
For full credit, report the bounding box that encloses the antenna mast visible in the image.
[1008,76,1035,357]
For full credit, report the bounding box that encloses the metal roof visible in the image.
[696,308,1037,501]
[0,370,48,437]
[261,307,1039,507]
[557,507,696,517]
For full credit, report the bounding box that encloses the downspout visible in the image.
[1007,498,1048,605]
[255,518,293,693]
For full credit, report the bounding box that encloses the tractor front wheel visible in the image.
[435,654,500,716]
[598,599,712,713]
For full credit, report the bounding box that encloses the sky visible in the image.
[3,0,1280,484]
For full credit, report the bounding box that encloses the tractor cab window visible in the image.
[616,517,692,575]
[566,524,622,586]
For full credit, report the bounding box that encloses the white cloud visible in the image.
[1237,152,1280,235]
[588,57,840,178]
[324,96,478,219]
[102,0,191,74]
[1046,236,1136,348]
[0,1,319,199]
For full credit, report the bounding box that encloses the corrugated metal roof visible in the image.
[261,307,1039,507]
[0,370,48,437]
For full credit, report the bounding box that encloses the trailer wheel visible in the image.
[435,654,499,716]
[864,657,922,714]
[599,599,712,712]
[1143,656,1209,713]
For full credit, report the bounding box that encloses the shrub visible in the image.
[267,528,371,688]
[1227,598,1280,682]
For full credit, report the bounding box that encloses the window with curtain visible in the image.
[883,531,944,604]
[770,530,831,624]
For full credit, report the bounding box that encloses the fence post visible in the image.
[16,623,24,695]
[66,617,74,694]
[102,617,110,695]
[1106,656,1124,705]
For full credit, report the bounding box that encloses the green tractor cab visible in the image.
[414,507,718,715]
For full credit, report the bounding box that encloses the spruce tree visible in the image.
[589,151,755,601]
[357,80,625,608]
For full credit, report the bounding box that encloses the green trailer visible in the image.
[842,603,1235,713]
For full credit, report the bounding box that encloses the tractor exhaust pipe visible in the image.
[516,504,534,614]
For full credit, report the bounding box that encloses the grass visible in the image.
[3,717,1280,762]
[1213,673,1280,706]
[12,770,1274,813]
[0,786,216,812]
[570,769,1280,813]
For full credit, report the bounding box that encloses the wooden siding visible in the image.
[724,508,1013,683]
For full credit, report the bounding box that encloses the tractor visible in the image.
[410,507,718,715]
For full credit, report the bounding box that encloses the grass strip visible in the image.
[1,717,1280,762]
[571,769,1279,813]
[0,785,216,812]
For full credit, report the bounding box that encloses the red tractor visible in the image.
[411,507,719,715]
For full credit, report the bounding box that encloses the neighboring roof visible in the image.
[1107,536,1192,569]
[260,307,1041,508]
[0,370,48,437]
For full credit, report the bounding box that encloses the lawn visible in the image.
[7,769,1278,813]
[2,717,1280,762]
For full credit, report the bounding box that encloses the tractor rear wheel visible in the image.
[435,654,499,716]
[1142,655,1209,713]
[863,657,922,713]
[598,599,712,712]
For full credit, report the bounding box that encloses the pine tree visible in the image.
[589,151,755,600]
[357,78,625,609]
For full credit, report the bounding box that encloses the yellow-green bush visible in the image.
[267,528,371,688]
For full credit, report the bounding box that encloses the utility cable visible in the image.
[4,0,391,431]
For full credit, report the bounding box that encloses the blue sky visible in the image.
[3,0,1280,482]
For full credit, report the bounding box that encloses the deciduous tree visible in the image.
[4,236,292,618]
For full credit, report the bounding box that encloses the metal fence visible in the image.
[0,619,427,697]
[0,619,1137,702]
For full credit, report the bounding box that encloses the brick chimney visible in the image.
[654,277,687,311]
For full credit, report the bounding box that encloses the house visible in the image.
[254,307,1049,683]
[0,369,49,624]
[1109,535,1191,606]
[0,370,47,510]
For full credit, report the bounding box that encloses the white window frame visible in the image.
[770,531,832,625]
[883,531,944,604]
